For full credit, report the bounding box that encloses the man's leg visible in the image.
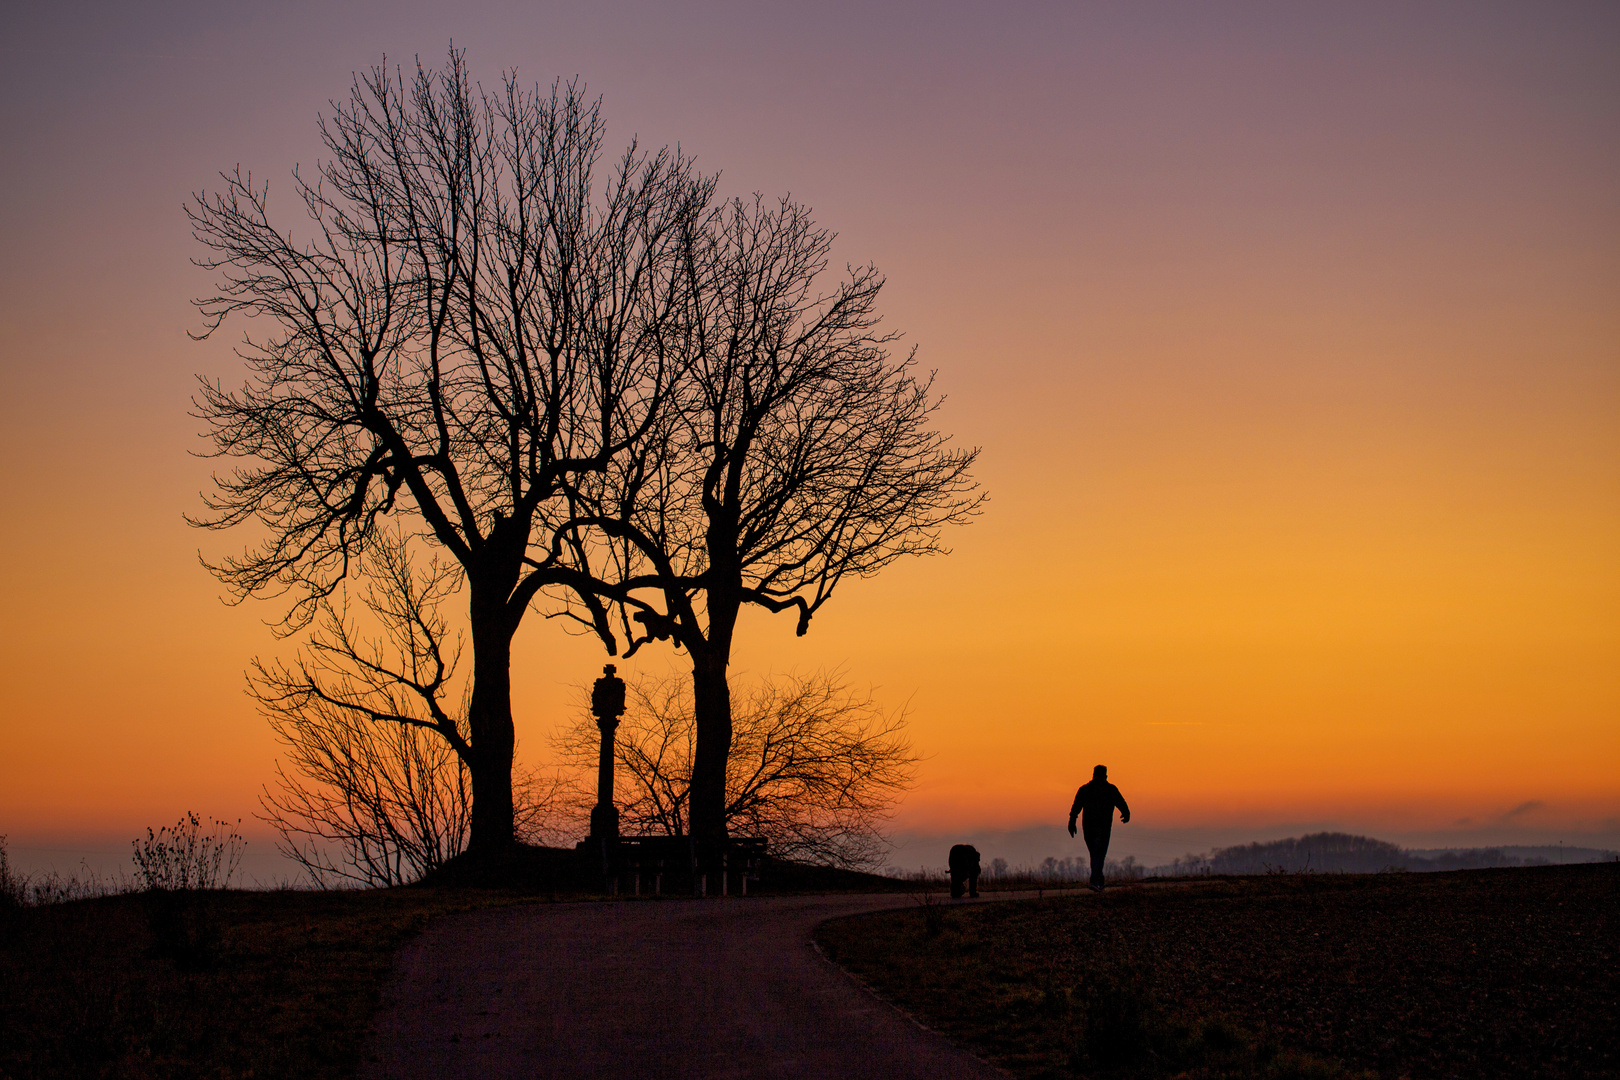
[1083,825,1111,890]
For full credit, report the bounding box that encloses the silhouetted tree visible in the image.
[189,50,713,852]
[555,670,917,868]
[253,532,560,886]
[563,197,983,843]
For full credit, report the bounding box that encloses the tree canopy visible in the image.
[190,50,713,850]
[562,196,983,841]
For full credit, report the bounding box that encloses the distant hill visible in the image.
[1205,832,1406,875]
[1402,844,1620,871]
[1154,832,1620,876]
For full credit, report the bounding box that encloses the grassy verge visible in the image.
[0,848,920,1079]
[0,885,533,1079]
[816,863,1619,1079]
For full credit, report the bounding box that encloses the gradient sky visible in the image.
[3,1,1616,873]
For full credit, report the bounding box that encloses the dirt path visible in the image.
[361,892,1012,1079]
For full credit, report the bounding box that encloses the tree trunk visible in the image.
[688,649,733,844]
[466,598,517,854]
[689,507,742,846]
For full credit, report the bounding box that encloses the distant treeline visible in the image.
[893,833,1619,884]
[1157,832,1620,876]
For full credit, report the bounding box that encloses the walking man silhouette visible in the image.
[1068,765,1130,892]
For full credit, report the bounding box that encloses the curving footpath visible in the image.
[361,892,1012,1079]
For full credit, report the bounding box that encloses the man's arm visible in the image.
[1068,788,1083,837]
[1115,787,1131,824]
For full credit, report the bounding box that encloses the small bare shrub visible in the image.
[0,836,128,907]
[130,813,245,891]
[0,836,23,909]
[25,868,119,905]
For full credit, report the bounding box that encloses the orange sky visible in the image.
[2,2,1616,872]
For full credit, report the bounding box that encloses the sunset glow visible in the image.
[2,1,1615,874]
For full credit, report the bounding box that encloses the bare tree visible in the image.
[253,531,561,886]
[562,196,983,843]
[555,671,917,869]
[261,698,473,887]
[189,50,714,852]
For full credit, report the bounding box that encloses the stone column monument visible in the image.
[588,663,626,850]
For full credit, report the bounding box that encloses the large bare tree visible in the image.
[564,196,983,845]
[189,51,713,852]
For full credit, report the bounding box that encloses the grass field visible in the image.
[0,849,905,1079]
[5,861,1613,1079]
[0,886,533,1080]
[816,864,1619,1080]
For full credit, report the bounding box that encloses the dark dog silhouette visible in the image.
[948,844,981,898]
